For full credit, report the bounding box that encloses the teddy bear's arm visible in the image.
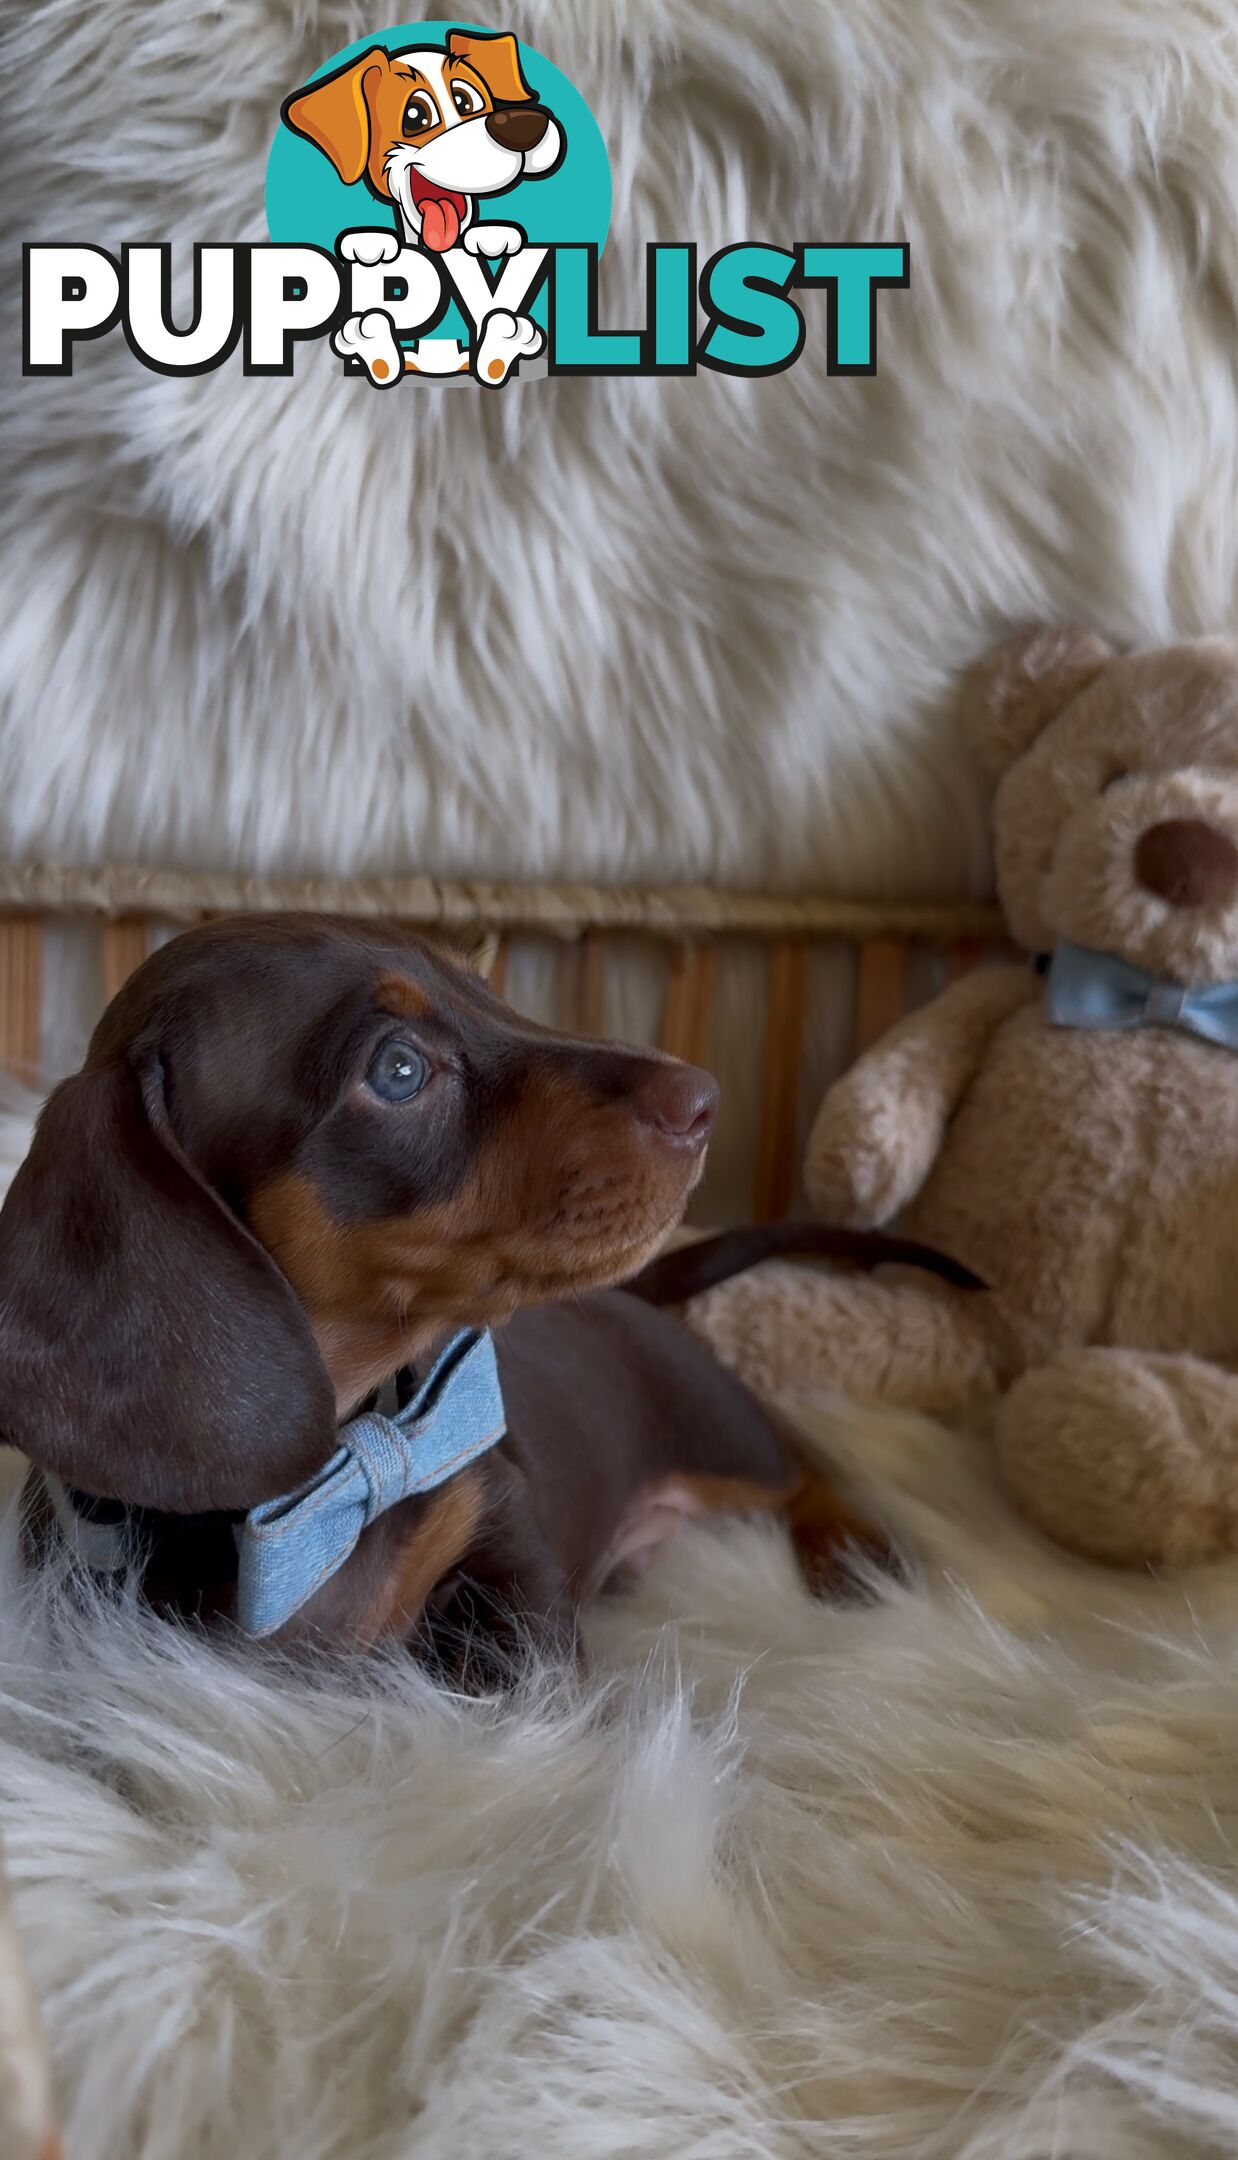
[805,964,1037,1227]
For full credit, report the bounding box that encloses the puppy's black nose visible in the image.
[485,105,550,152]
[633,1062,720,1151]
[1134,818,1238,909]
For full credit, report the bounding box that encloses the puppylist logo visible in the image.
[22,23,909,390]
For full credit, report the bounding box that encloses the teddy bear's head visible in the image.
[961,626,1238,984]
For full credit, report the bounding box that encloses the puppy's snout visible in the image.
[485,105,550,152]
[1134,818,1238,910]
[632,1062,719,1151]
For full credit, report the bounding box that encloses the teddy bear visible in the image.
[689,625,1238,1565]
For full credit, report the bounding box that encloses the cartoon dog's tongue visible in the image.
[420,198,460,252]
[411,178,467,254]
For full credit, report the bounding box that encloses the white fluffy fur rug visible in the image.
[4,0,1238,896]
[2,1083,1238,2160]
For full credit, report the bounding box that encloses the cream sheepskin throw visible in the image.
[2,1083,1238,2159]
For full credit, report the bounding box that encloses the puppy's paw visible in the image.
[338,229,401,267]
[332,309,403,387]
[464,223,526,259]
[473,309,544,386]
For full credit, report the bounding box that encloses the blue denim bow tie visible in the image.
[1045,940,1238,1051]
[236,1328,506,1637]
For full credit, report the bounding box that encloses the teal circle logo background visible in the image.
[265,22,611,346]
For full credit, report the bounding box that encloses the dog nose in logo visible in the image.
[634,1062,720,1151]
[1134,818,1238,909]
[485,105,550,153]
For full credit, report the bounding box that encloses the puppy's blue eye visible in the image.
[367,1039,430,1103]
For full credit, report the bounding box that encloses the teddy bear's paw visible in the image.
[807,1097,929,1227]
[996,1349,1238,1567]
[807,1138,895,1227]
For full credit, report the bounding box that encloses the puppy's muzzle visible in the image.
[1135,818,1238,910]
[485,105,551,152]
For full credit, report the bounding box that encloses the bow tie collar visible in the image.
[1045,940,1238,1052]
[41,1329,507,1638]
[236,1328,506,1637]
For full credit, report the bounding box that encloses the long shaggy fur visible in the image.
[2,1086,1238,2157]
[3,0,1238,895]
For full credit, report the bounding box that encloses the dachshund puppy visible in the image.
[0,918,959,1669]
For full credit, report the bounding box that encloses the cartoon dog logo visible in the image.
[283,28,565,386]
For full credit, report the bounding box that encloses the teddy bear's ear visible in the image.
[960,624,1114,777]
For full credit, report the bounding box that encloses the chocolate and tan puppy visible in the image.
[0,917,969,1670]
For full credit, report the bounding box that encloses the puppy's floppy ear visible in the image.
[447,29,534,104]
[961,624,1114,777]
[282,47,390,186]
[0,1056,336,1513]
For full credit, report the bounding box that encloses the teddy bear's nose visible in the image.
[1134,818,1238,910]
[484,105,550,152]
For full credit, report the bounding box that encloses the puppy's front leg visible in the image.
[419,1452,578,1685]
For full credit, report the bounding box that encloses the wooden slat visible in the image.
[946,937,984,982]
[0,919,41,1080]
[485,934,510,999]
[570,934,607,1036]
[854,937,909,1057]
[946,935,1017,999]
[101,920,150,1005]
[659,943,695,1060]
[686,943,717,1067]
[472,932,510,996]
[660,941,717,1065]
[752,940,808,1223]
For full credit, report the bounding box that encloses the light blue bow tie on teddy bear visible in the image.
[1045,940,1238,1050]
[236,1328,506,1637]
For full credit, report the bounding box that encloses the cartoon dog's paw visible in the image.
[473,309,545,386]
[463,223,526,260]
[338,230,401,268]
[332,309,403,387]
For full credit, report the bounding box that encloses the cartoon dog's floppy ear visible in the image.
[0,1055,336,1514]
[960,624,1114,778]
[282,46,391,186]
[447,29,535,104]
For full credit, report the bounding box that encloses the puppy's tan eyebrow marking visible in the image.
[374,972,432,1020]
